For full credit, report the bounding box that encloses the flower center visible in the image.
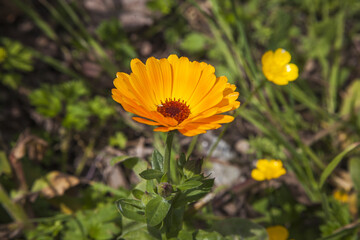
[157,98,191,123]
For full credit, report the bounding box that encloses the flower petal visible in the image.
[132,117,160,126]
[172,57,191,100]
[251,169,265,181]
[261,50,273,66]
[266,226,289,240]
[146,57,164,103]
[112,55,240,136]
[272,76,289,85]
[190,76,227,115]
[179,128,207,137]
[186,64,216,109]
[274,48,291,65]
[283,63,299,81]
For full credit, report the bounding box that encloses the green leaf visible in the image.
[147,0,174,14]
[120,226,158,240]
[63,103,92,130]
[132,159,149,176]
[340,79,360,116]
[151,149,163,172]
[201,178,215,189]
[89,96,115,122]
[8,56,33,72]
[318,222,360,240]
[116,199,145,222]
[212,218,268,240]
[164,207,185,238]
[29,86,62,118]
[146,180,156,194]
[174,190,208,208]
[110,156,139,167]
[0,151,11,175]
[319,142,360,188]
[2,73,21,89]
[180,33,208,53]
[195,230,228,240]
[60,81,89,103]
[160,173,168,183]
[178,229,195,240]
[349,157,360,193]
[139,169,163,180]
[178,152,186,168]
[141,191,153,205]
[145,195,171,227]
[109,132,127,149]
[177,180,202,191]
[132,189,144,200]
[184,158,203,178]
[91,182,129,198]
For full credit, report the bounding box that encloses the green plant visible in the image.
[0,38,33,89]
[29,81,114,131]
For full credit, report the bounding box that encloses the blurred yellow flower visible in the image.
[266,225,289,240]
[0,47,7,63]
[251,159,286,181]
[112,55,240,136]
[333,189,349,203]
[262,48,298,85]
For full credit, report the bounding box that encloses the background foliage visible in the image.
[1,0,360,239]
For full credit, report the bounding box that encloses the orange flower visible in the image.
[112,55,240,136]
[262,48,299,85]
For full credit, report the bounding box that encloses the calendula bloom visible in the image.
[251,159,286,181]
[112,55,240,136]
[266,226,289,240]
[333,189,349,203]
[262,48,298,85]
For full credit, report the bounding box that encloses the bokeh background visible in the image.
[1,0,360,239]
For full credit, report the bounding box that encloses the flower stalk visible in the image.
[164,131,175,183]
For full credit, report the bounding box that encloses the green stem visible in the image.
[0,183,29,226]
[186,135,198,158]
[164,131,175,183]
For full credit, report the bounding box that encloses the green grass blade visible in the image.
[29,49,83,79]
[319,142,360,188]
[12,0,57,41]
[316,221,359,240]
[349,157,360,192]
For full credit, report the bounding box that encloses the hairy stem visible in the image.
[164,131,175,183]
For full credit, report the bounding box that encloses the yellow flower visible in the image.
[333,189,349,203]
[262,48,299,85]
[251,159,286,181]
[0,47,7,63]
[112,55,240,136]
[266,225,289,240]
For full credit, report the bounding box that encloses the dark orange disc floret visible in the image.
[157,98,191,123]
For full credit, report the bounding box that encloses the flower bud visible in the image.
[157,182,173,198]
